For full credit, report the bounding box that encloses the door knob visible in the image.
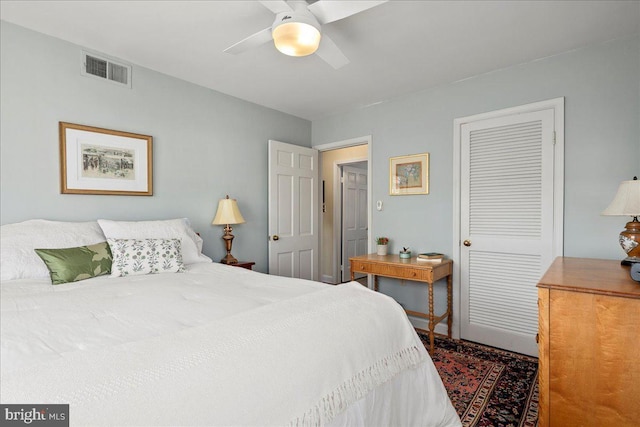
[463,240,471,247]
[272,235,279,241]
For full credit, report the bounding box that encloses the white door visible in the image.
[460,105,562,357]
[341,165,368,282]
[268,140,319,281]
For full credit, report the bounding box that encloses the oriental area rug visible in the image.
[418,332,539,427]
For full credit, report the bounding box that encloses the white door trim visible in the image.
[315,135,373,288]
[314,135,372,152]
[452,97,564,340]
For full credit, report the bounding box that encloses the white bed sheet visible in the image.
[1,263,460,426]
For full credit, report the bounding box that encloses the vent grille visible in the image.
[85,55,107,78]
[108,62,128,84]
[81,51,131,88]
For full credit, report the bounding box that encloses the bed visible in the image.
[0,219,461,427]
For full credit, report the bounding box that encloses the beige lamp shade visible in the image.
[602,178,640,216]
[212,196,245,225]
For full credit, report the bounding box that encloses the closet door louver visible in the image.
[461,109,555,357]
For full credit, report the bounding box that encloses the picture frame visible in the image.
[59,122,153,196]
[389,153,429,195]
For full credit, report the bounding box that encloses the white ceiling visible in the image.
[1,1,639,121]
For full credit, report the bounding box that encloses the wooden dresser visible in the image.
[537,257,640,427]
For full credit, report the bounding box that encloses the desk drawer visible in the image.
[389,266,432,281]
[352,261,432,282]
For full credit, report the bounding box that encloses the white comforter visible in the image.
[1,263,459,426]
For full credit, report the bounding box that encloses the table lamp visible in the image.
[602,176,640,265]
[212,195,245,264]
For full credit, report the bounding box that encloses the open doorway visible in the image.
[317,138,370,285]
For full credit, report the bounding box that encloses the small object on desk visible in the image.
[416,257,443,263]
[417,252,445,263]
[229,261,255,271]
[376,237,389,256]
[418,252,444,260]
[399,248,411,259]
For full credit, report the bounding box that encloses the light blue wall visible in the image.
[312,35,640,312]
[0,21,311,272]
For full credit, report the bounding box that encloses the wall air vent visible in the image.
[81,51,132,88]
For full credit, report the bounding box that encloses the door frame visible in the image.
[314,135,373,288]
[452,97,564,340]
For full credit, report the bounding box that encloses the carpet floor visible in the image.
[417,332,539,427]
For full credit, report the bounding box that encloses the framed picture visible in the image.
[389,153,429,195]
[59,122,153,196]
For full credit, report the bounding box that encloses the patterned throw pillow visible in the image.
[108,238,185,277]
[34,241,113,285]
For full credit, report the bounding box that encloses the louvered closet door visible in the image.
[461,109,555,357]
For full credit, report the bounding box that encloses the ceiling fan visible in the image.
[223,0,388,69]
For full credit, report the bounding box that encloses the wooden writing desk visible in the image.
[349,254,453,353]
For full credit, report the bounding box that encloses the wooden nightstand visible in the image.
[230,261,255,271]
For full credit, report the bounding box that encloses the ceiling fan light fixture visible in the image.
[272,14,321,57]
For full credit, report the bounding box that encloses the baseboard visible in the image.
[408,315,448,336]
[321,274,337,284]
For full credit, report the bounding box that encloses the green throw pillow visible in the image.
[34,242,113,285]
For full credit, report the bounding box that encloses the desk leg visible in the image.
[374,275,379,292]
[447,274,453,338]
[350,266,354,282]
[428,282,435,354]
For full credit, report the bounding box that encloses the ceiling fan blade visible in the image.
[258,0,293,14]
[308,0,388,25]
[315,34,349,69]
[224,27,273,55]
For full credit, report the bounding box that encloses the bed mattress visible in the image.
[1,262,460,426]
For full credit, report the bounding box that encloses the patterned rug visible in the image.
[417,333,539,427]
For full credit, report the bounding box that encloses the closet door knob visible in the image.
[463,240,471,247]
[272,235,280,241]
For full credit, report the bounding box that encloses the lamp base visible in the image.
[220,254,238,265]
[619,219,640,265]
[621,256,640,266]
[220,224,238,265]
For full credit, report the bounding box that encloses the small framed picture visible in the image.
[389,153,429,195]
[59,122,153,196]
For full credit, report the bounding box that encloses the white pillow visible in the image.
[0,220,107,281]
[97,218,211,265]
[108,238,185,277]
